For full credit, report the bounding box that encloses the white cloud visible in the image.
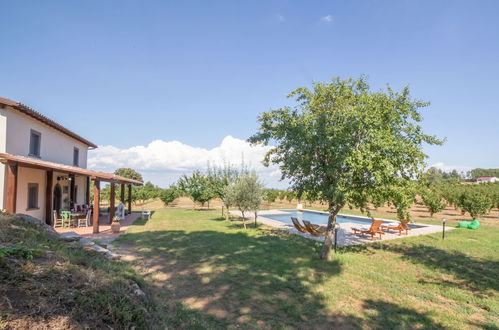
[321,14,333,23]
[429,162,473,173]
[277,15,285,23]
[88,136,288,188]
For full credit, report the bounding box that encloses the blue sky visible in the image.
[1,1,498,187]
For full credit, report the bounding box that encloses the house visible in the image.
[476,176,499,183]
[0,97,142,233]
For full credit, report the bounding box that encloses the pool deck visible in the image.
[229,209,454,247]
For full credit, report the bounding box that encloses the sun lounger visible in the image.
[291,217,308,233]
[381,221,411,235]
[303,220,328,237]
[352,219,385,240]
[291,217,321,233]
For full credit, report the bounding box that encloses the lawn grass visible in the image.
[0,214,167,329]
[116,208,499,329]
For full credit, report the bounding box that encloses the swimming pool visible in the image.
[262,209,376,227]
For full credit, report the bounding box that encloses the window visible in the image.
[29,130,41,157]
[73,147,79,166]
[27,183,39,210]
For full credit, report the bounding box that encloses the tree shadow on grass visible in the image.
[358,299,445,329]
[381,244,499,295]
[118,228,342,327]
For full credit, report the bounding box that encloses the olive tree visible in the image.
[231,173,264,229]
[249,77,442,261]
[208,162,248,216]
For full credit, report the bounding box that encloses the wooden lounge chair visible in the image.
[291,217,308,233]
[291,217,322,233]
[352,220,385,240]
[381,221,411,235]
[303,220,328,237]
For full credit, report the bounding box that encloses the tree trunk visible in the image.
[242,211,247,229]
[321,205,340,261]
[254,211,258,228]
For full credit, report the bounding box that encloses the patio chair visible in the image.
[60,210,73,227]
[53,210,63,228]
[77,210,91,227]
[303,220,328,237]
[381,221,411,235]
[352,220,385,240]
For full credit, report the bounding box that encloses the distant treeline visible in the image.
[469,168,499,179]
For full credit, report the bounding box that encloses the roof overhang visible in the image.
[0,153,142,185]
[0,97,98,148]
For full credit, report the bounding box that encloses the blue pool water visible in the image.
[263,210,375,227]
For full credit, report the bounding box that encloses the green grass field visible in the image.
[117,208,499,329]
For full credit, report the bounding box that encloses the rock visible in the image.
[78,238,95,246]
[104,251,121,260]
[131,282,146,298]
[59,232,82,242]
[90,244,108,253]
[13,214,59,238]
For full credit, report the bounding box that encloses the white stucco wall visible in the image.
[0,106,90,167]
[0,106,92,219]
[16,167,46,220]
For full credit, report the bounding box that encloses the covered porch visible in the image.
[56,211,142,238]
[0,153,142,234]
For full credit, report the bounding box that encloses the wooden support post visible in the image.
[85,176,90,205]
[45,170,53,225]
[93,180,100,234]
[120,183,125,204]
[109,182,115,224]
[70,174,75,209]
[5,162,18,214]
[127,184,132,215]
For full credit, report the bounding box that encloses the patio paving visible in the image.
[230,210,454,247]
[55,211,142,240]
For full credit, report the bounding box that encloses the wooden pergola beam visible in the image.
[5,162,18,214]
[69,174,75,207]
[120,183,125,204]
[45,170,53,225]
[127,184,132,214]
[109,182,115,224]
[93,180,100,234]
[85,176,90,205]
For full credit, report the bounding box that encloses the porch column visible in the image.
[120,183,125,204]
[5,162,18,214]
[127,184,132,214]
[109,182,115,224]
[70,174,75,208]
[85,176,90,205]
[93,180,100,234]
[45,170,53,225]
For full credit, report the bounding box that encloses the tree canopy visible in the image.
[249,76,443,261]
[114,168,143,182]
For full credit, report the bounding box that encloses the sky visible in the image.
[1,1,498,188]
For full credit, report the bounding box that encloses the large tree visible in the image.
[114,168,143,182]
[249,77,443,261]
